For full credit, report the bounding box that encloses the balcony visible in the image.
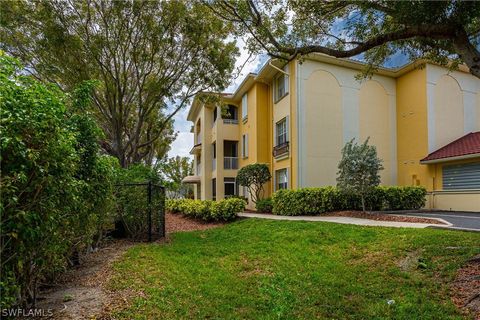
[224,157,238,170]
[223,119,239,125]
[273,142,289,158]
[189,142,202,155]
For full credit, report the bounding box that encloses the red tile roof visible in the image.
[421,132,480,163]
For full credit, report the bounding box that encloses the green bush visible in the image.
[256,198,273,213]
[166,198,245,222]
[272,186,427,215]
[0,54,117,308]
[114,164,163,238]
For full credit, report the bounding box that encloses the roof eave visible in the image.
[420,153,480,164]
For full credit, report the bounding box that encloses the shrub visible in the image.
[0,54,116,308]
[114,164,163,238]
[256,198,273,213]
[272,186,427,215]
[337,138,384,211]
[236,163,271,203]
[381,186,427,210]
[166,198,245,222]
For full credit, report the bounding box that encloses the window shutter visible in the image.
[285,116,290,142]
[242,94,248,119]
[273,170,277,192]
[284,64,289,94]
[286,168,289,189]
[274,120,277,147]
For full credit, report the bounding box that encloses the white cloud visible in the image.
[168,131,193,158]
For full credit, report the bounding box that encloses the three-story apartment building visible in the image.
[183,54,480,211]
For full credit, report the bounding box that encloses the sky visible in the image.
[167,38,409,160]
[167,39,269,159]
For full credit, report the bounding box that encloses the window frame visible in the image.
[276,118,288,146]
[274,65,289,103]
[275,168,288,191]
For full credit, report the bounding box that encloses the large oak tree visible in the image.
[210,0,480,78]
[1,0,238,167]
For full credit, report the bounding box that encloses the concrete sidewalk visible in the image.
[238,212,448,229]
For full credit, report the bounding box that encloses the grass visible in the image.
[110,219,480,319]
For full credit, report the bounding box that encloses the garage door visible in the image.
[443,162,480,190]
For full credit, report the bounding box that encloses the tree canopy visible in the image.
[237,163,271,204]
[158,156,194,199]
[1,0,239,167]
[210,0,480,78]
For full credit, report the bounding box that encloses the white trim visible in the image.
[296,60,300,188]
[420,153,480,164]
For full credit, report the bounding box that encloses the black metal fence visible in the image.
[115,181,165,241]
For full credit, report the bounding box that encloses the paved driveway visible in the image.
[401,211,480,231]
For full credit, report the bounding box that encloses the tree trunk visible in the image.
[452,28,480,79]
[361,196,366,212]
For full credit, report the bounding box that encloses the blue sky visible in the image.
[167,40,410,159]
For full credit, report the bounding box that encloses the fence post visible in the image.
[161,186,166,238]
[147,181,152,242]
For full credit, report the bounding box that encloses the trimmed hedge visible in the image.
[256,197,273,213]
[272,186,427,216]
[166,198,246,222]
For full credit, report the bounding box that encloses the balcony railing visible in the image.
[212,158,216,171]
[273,141,289,158]
[196,134,202,144]
[196,164,201,175]
[223,118,239,125]
[224,157,238,170]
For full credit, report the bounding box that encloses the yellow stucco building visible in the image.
[183,54,480,212]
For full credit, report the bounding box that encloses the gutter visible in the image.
[420,153,480,164]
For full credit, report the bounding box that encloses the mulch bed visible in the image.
[166,212,225,233]
[252,210,445,225]
[451,255,480,319]
[326,211,446,225]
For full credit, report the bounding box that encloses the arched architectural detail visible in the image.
[359,80,392,185]
[304,70,343,186]
[434,75,464,148]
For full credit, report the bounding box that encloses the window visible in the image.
[241,93,248,121]
[276,118,288,146]
[242,134,249,158]
[443,162,480,190]
[275,169,288,190]
[274,65,289,102]
[212,178,216,201]
[224,177,238,197]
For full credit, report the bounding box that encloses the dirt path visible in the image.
[451,255,480,320]
[36,213,224,319]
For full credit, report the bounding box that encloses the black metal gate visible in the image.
[115,181,165,241]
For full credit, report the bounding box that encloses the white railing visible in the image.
[196,164,201,175]
[223,119,239,125]
[212,159,216,171]
[196,134,202,144]
[224,157,238,170]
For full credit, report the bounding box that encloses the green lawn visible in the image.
[110,219,480,319]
